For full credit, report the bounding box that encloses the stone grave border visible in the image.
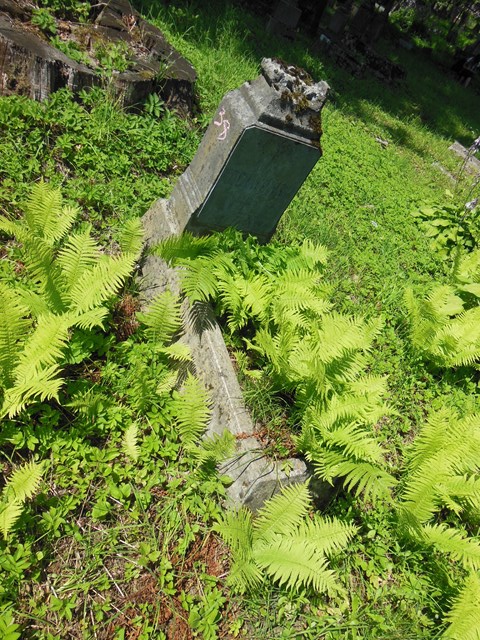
[141,205,334,511]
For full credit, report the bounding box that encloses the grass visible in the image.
[1,0,480,638]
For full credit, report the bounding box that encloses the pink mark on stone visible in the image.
[214,107,230,141]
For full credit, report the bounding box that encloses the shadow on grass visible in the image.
[133,0,480,152]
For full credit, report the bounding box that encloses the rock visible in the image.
[0,1,197,113]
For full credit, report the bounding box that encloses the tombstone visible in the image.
[144,58,329,244]
[267,0,302,39]
[141,60,333,510]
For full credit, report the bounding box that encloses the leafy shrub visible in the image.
[411,195,480,258]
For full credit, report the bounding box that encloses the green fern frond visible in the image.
[321,421,384,464]
[0,217,31,244]
[338,460,396,500]
[171,374,211,444]
[442,572,480,640]
[73,307,109,330]
[153,232,220,263]
[254,482,310,541]
[214,507,255,559]
[453,249,480,285]
[156,370,179,396]
[297,517,357,557]
[2,363,64,417]
[23,238,65,312]
[255,536,338,594]
[0,502,23,540]
[24,182,77,244]
[1,314,71,416]
[67,254,135,313]
[422,523,480,570]
[3,460,43,503]
[298,238,329,268]
[0,460,43,539]
[434,308,480,367]
[122,423,140,462]
[117,218,144,258]
[2,461,43,503]
[17,289,51,318]
[137,291,182,344]
[192,431,236,464]
[180,257,221,302]
[228,556,264,592]
[0,283,31,387]
[159,342,191,362]
[56,229,99,296]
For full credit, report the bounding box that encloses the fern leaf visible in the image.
[17,289,51,318]
[117,218,144,259]
[156,370,179,396]
[255,536,338,594]
[3,460,43,502]
[227,553,264,592]
[422,524,480,570]
[443,572,480,640]
[254,483,310,541]
[323,459,396,501]
[0,217,31,244]
[24,182,77,244]
[2,314,71,416]
[153,232,219,263]
[171,374,211,444]
[298,238,329,268]
[297,517,357,557]
[180,256,221,302]
[56,229,99,296]
[192,431,236,464]
[0,283,31,387]
[73,307,109,330]
[67,253,135,313]
[214,507,255,559]
[23,238,65,312]
[137,291,182,344]
[159,342,192,362]
[122,423,140,462]
[0,501,23,540]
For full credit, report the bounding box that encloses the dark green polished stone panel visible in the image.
[192,125,319,239]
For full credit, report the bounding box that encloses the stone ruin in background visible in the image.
[0,0,197,113]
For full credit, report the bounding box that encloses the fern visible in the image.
[117,217,144,258]
[215,483,356,594]
[400,409,480,526]
[0,461,43,539]
[170,373,211,445]
[421,524,480,571]
[442,572,480,640]
[0,284,31,389]
[159,232,391,502]
[137,291,182,344]
[406,249,480,368]
[0,184,139,416]
[122,423,140,462]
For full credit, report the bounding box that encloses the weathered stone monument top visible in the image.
[143,57,329,244]
[259,57,329,136]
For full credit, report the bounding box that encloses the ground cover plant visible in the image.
[2,0,480,637]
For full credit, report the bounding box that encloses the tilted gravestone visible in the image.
[142,59,333,509]
[145,58,328,243]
